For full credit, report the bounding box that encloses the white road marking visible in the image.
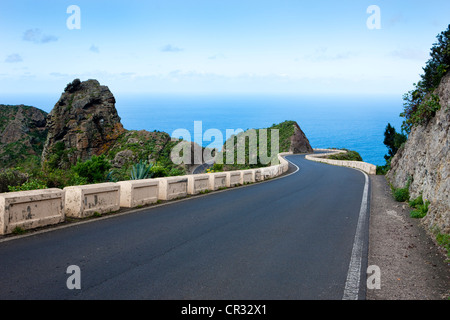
[342,171,369,300]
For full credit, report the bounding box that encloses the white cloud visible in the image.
[23,28,58,44]
[90,45,100,53]
[304,47,357,62]
[5,53,23,63]
[161,44,184,52]
[389,48,428,61]
[208,53,226,60]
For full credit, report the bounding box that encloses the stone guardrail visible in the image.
[64,182,121,218]
[305,148,377,175]
[0,152,293,235]
[0,188,65,235]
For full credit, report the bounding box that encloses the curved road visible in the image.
[0,154,369,300]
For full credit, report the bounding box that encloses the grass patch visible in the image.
[393,187,410,202]
[391,177,411,202]
[12,226,26,235]
[408,194,430,219]
[431,226,450,261]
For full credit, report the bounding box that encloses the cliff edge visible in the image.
[387,73,450,235]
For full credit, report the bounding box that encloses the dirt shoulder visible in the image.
[367,175,450,300]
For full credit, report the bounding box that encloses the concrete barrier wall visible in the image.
[306,149,376,175]
[157,176,188,200]
[187,174,210,195]
[0,189,65,235]
[117,179,159,208]
[64,183,120,218]
[209,172,227,190]
[0,152,294,235]
[226,171,242,187]
[241,170,254,184]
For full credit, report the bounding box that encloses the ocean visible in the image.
[1,93,406,166]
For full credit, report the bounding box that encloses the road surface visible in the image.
[0,154,369,300]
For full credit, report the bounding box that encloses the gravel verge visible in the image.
[367,175,450,300]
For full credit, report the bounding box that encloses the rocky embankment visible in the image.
[0,104,47,168]
[387,73,449,235]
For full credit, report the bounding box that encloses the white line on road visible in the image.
[342,171,369,300]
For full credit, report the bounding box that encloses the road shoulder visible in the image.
[367,175,450,300]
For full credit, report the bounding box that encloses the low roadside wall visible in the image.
[64,183,120,218]
[117,179,159,208]
[0,189,65,235]
[241,170,255,184]
[156,176,188,200]
[209,172,227,191]
[0,152,294,235]
[187,174,210,195]
[305,149,376,175]
[226,171,242,187]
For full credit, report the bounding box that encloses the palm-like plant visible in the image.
[130,160,154,180]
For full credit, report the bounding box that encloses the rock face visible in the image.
[41,79,125,168]
[290,121,313,154]
[0,105,48,167]
[387,73,450,234]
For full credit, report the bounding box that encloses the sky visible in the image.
[0,0,449,96]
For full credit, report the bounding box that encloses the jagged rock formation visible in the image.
[290,121,314,154]
[387,73,450,234]
[0,104,48,168]
[41,79,125,168]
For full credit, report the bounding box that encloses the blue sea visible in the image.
[1,93,406,166]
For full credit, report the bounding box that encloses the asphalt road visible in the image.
[0,154,369,300]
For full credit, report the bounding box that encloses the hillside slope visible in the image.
[220,120,313,170]
[0,104,48,168]
[387,73,449,234]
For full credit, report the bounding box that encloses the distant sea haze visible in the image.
[1,93,405,166]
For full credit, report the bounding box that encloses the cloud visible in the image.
[208,53,226,60]
[41,35,58,43]
[5,53,23,63]
[89,45,100,53]
[23,28,58,44]
[304,47,356,62]
[161,44,183,52]
[389,48,428,61]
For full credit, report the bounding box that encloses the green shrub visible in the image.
[408,193,430,219]
[408,194,424,208]
[168,168,185,176]
[393,187,410,202]
[401,25,449,133]
[410,200,429,219]
[150,165,169,178]
[376,164,390,175]
[435,232,450,260]
[0,169,28,193]
[8,178,48,192]
[72,155,111,184]
[328,150,363,162]
[38,168,87,189]
[211,163,224,172]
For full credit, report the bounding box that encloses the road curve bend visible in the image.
[0,154,369,300]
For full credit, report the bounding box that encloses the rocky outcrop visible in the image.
[219,120,312,171]
[41,79,125,168]
[387,73,450,234]
[0,105,48,168]
[290,121,313,154]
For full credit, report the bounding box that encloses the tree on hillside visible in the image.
[383,123,407,161]
[401,25,450,133]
